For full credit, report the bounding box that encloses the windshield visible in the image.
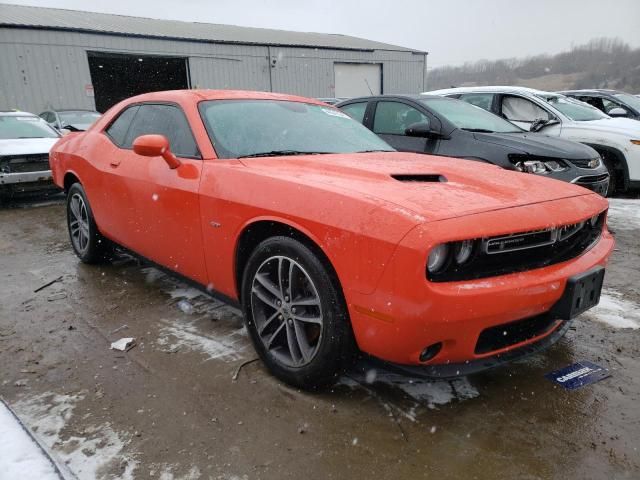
[59,111,101,126]
[420,98,523,133]
[536,94,608,121]
[0,115,60,139]
[199,100,394,159]
[613,93,640,111]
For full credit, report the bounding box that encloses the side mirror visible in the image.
[405,121,436,138]
[608,107,628,118]
[133,134,181,169]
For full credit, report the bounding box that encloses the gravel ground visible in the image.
[0,193,638,480]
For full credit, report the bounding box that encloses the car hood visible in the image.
[565,117,640,136]
[0,137,59,156]
[242,152,594,223]
[471,132,596,159]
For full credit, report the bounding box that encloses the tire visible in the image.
[241,236,356,389]
[601,152,619,197]
[66,183,111,263]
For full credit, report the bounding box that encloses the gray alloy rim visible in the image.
[69,193,90,254]
[250,255,324,368]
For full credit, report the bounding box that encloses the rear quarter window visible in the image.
[105,106,139,147]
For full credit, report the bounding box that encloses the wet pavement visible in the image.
[0,194,639,480]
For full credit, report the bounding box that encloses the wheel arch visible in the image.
[234,219,343,305]
[584,143,629,191]
[63,170,82,192]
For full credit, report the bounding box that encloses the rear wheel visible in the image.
[241,236,355,389]
[66,183,110,263]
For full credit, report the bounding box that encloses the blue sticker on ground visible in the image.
[545,361,610,390]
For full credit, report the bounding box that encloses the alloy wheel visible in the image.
[250,255,323,367]
[69,193,90,254]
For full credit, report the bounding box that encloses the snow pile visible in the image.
[587,290,640,329]
[607,199,640,231]
[0,401,61,480]
[13,392,138,480]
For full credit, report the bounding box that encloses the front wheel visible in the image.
[241,236,355,389]
[66,183,110,263]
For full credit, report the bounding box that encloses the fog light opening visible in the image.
[419,342,443,363]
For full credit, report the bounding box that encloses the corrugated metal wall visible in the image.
[0,28,427,113]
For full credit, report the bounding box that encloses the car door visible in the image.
[371,100,434,153]
[101,102,208,284]
[498,94,556,131]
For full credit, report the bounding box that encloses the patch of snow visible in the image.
[0,400,61,480]
[157,318,249,362]
[586,289,640,329]
[13,392,138,480]
[607,199,640,231]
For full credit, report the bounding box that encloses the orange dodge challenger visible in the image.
[49,90,614,389]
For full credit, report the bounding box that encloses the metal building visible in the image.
[0,4,428,113]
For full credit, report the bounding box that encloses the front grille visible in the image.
[567,157,600,169]
[475,314,559,354]
[0,154,50,173]
[574,173,610,185]
[428,212,605,282]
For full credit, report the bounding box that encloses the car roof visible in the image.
[53,109,101,113]
[122,89,330,106]
[559,89,620,96]
[339,94,444,103]
[424,86,552,96]
[0,110,38,117]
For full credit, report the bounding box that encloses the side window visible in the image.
[339,102,367,124]
[501,95,550,122]
[601,98,628,115]
[459,93,495,111]
[124,104,200,158]
[373,101,428,135]
[106,106,139,147]
[576,96,605,112]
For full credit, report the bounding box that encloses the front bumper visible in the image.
[0,170,53,185]
[346,194,614,367]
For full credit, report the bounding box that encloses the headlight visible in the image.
[515,159,568,174]
[454,240,474,264]
[427,244,449,273]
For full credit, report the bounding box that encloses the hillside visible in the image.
[427,38,640,93]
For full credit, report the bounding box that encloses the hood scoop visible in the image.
[391,174,447,183]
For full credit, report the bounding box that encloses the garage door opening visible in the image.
[87,52,189,112]
[334,63,382,98]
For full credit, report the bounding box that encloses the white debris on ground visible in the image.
[586,289,640,329]
[0,400,61,480]
[13,392,138,480]
[607,199,640,230]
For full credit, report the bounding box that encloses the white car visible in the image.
[0,111,61,199]
[425,86,640,194]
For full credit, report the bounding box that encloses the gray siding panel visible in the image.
[0,28,426,113]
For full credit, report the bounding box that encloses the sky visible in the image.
[5,0,640,68]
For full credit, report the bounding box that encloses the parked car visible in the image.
[337,95,609,196]
[50,90,614,389]
[559,89,640,121]
[0,111,61,199]
[39,109,101,132]
[426,86,640,194]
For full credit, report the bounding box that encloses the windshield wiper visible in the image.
[355,149,394,153]
[238,150,329,158]
[461,128,495,133]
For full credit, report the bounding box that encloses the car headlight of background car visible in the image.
[510,155,569,174]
